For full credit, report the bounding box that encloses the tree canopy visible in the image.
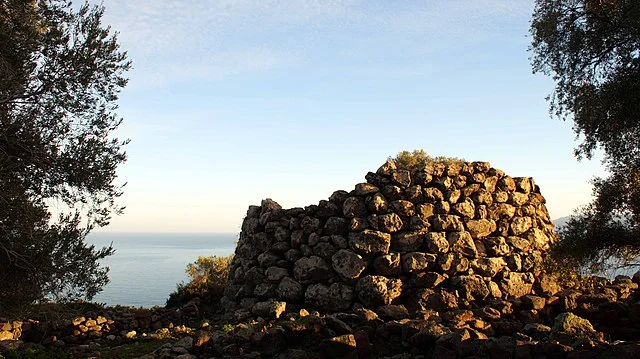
[0,0,131,310]
[530,0,640,270]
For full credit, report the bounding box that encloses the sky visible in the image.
[90,0,607,233]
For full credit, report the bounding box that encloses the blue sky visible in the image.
[93,0,606,233]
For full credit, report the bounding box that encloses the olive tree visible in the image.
[0,0,130,310]
[530,0,640,270]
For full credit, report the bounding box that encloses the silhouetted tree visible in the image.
[530,0,640,270]
[0,0,130,310]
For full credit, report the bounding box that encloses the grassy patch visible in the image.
[279,315,321,331]
[98,339,172,359]
[0,338,174,359]
[220,323,235,333]
[0,347,69,359]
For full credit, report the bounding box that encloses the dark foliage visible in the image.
[0,0,130,310]
[531,0,640,270]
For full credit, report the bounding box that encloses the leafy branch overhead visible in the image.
[530,0,640,271]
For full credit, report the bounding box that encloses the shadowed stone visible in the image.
[349,230,391,256]
[332,249,367,280]
[356,275,403,308]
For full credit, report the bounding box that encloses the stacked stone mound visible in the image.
[222,160,558,317]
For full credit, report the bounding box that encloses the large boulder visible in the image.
[451,275,490,301]
[277,277,304,301]
[356,275,403,308]
[293,256,332,282]
[424,232,449,253]
[320,334,358,358]
[392,230,426,252]
[331,249,367,280]
[401,252,437,274]
[251,300,286,319]
[343,197,367,218]
[305,283,355,312]
[348,230,391,255]
[470,257,507,278]
[373,253,402,276]
[465,219,497,239]
[378,213,403,233]
[447,231,477,258]
[551,312,598,344]
[500,272,534,298]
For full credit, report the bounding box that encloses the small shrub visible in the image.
[541,254,581,289]
[390,149,465,171]
[166,255,233,308]
[98,339,172,359]
[221,323,235,332]
[0,347,69,359]
[154,327,172,339]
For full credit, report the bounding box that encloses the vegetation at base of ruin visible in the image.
[279,314,321,330]
[531,0,640,271]
[390,149,465,171]
[166,255,234,308]
[221,323,236,333]
[542,254,581,288]
[0,338,175,359]
[0,0,130,311]
[0,348,69,359]
[97,339,173,359]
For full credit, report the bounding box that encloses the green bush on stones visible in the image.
[390,149,465,171]
[166,255,233,308]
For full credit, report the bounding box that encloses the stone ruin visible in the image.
[222,160,558,318]
[6,161,640,359]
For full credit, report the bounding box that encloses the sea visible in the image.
[87,232,237,308]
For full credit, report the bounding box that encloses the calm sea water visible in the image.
[87,232,237,308]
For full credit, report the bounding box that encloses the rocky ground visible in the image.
[2,274,640,358]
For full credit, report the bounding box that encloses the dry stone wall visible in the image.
[222,160,558,317]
